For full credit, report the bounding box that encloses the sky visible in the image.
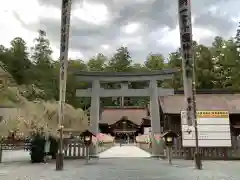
[0,0,240,62]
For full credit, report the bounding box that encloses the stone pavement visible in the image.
[2,150,30,163]
[0,158,239,180]
[99,145,151,158]
[1,145,150,162]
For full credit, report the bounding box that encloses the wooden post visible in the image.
[86,145,89,164]
[56,150,64,170]
[56,0,72,171]
[178,0,202,169]
[167,146,172,165]
[223,148,228,160]
[0,145,2,163]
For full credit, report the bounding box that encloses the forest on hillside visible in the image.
[1,22,240,109]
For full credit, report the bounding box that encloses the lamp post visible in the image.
[166,136,173,164]
[56,0,72,171]
[162,130,178,165]
[178,0,202,169]
[82,130,93,164]
[84,135,91,164]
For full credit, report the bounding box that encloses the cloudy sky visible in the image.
[0,0,239,62]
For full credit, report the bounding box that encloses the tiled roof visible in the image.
[160,94,240,114]
[100,108,147,125]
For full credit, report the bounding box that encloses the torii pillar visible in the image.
[89,80,100,158]
[149,79,165,158]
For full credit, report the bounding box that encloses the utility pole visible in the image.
[178,0,202,169]
[56,0,72,171]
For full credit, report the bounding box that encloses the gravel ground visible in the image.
[0,158,239,180]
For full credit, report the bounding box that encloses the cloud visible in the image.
[0,0,240,62]
[0,0,39,48]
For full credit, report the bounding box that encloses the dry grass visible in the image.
[0,87,88,137]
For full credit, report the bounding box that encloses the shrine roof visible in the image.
[100,108,147,125]
[160,93,240,114]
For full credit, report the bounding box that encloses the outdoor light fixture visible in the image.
[162,130,177,147]
[81,130,95,164]
[166,137,173,143]
[82,130,93,146]
[84,135,91,142]
[162,130,178,165]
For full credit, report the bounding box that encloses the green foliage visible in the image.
[106,47,132,72]
[145,53,165,70]
[1,24,240,108]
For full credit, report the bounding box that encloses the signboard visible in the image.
[181,111,232,147]
[144,127,151,135]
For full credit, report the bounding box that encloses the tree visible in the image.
[210,36,226,88]
[144,53,165,70]
[87,53,107,71]
[232,21,240,89]
[0,45,13,73]
[107,47,132,72]
[9,37,32,84]
[166,51,182,89]
[2,24,240,108]
[209,36,240,89]
[31,30,53,64]
[66,60,88,108]
[220,39,240,89]
[235,21,240,51]
[194,44,215,89]
[31,30,55,100]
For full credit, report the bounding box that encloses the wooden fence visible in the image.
[137,136,240,160]
[0,138,114,162]
[0,139,31,150]
[63,139,114,159]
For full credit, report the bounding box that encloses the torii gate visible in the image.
[75,69,178,157]
[58,0,201,170]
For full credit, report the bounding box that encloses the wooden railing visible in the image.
[63,139,86,159]
[0,139,31,150]
[62,138,114,159]
[137,136,240,160]
[0,138,114,162]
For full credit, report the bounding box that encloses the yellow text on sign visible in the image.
[196,111,229,118]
